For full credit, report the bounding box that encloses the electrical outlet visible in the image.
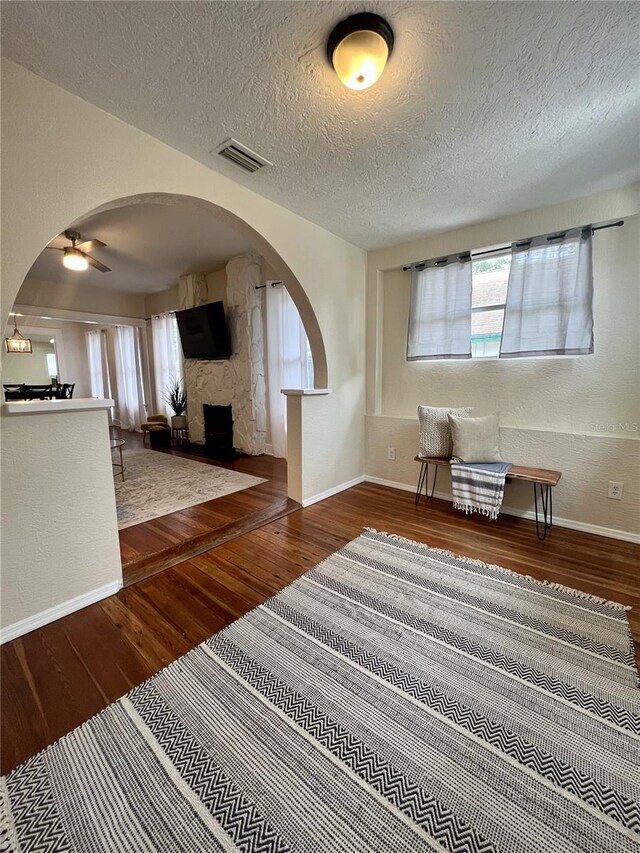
[387,447,396,461]
[607,481,624,500]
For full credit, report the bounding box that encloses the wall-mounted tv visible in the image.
[175,301,232,360]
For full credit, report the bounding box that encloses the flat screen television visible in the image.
[175,301,232,360]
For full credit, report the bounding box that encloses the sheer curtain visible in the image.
[151,313,183,417]
[112,325,147,432]
[86,330,109,398]
[501,228,593,357]
[266,284,312,458]
[407,256,473,360]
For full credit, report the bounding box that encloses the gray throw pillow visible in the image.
[418,406,472,458]
[448,413,502,463]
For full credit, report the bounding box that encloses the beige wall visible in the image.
[3,339,54,385]
[57,320,93,396]
[2,311,95,397]
[3,316,93,396]
[366,186,640,539]
[17,276,146,319]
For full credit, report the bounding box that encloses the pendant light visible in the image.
[327,13,394,91]
[4,318,32,353]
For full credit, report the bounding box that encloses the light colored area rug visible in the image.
[2,530,639,852]
[114,448,266,529]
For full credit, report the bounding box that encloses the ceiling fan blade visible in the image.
[45,246,65,251]
[76,239,106,253]
[86,255,111,273]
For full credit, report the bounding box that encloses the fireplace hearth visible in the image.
[203,404,236,460]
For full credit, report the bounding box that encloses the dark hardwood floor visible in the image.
[115,430,297,584]
[2,481,638,774]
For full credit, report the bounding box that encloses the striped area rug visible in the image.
[2,529,639,852]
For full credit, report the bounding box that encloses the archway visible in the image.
[4,192,332,506]
[8,192,328,390]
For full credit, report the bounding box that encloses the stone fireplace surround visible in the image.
[179,252,266,456]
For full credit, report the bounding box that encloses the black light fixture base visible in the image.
[327,12,394,66]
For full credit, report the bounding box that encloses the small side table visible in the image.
[172,426,189,446]
[110,438,126,482]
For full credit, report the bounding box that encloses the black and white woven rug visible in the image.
[2,529,639,852]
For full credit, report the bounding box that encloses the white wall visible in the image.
[1,406,121,637]
[366,186,640,540]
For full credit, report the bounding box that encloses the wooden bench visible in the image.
[414,456,562,540]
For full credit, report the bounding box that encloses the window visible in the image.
[470,254,511,358]
[406,227,593,361]
[46,352,58,379]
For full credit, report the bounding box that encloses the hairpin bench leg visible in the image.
[533,482,553,540]
[415,462,428,505]
[415,462,438,506]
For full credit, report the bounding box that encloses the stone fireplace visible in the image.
[179,252,266,455]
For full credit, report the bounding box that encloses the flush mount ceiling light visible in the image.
[4,318,32,354]
[327,12,394,91]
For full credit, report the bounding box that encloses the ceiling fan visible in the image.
[47,229,111,272]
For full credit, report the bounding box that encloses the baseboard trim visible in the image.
[363,476,640,544]
[1,579,123,645]
[302,475,367,508]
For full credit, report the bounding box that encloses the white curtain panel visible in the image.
[86,329,115,422]
[266,284,312,459]
[112,325,147,432]
[501,228,593,357]
[407,258,473,360]
[151,313,184,417]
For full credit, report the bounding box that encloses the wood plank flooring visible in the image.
[116,432,295,584]
[2,482,638,774]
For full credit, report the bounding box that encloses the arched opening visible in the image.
[3,192,332,582]
[26,192,328,389]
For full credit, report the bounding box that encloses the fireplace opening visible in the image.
[203,404,236,460]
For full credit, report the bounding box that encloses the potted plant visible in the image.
[164,378,187,429]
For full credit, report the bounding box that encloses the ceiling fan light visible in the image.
[63,247,89,271]
[328,13,394,91]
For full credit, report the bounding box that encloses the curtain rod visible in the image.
[401,220,624,272]
[255,280,283,291]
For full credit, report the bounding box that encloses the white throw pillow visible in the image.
[418,406,472,459]
[448,413,502,463]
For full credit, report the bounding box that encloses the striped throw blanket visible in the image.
[451,461,512,519]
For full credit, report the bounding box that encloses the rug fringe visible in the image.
[363,527,632,612]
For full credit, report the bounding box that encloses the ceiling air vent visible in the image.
[214,139,272,174]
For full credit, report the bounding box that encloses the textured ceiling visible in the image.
[27,202,255,294]
[2,1,639,250]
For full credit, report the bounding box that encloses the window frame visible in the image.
[469,250,510,359]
